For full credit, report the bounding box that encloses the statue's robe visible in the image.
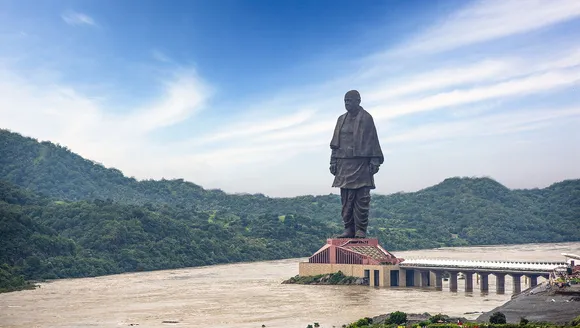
[330,107,383,189]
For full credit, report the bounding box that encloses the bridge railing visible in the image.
[399,259,567,272]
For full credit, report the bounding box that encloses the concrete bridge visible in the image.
[399,259,567,293]
[301,238,571,291]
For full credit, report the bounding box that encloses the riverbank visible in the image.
[0,266,38,293]
[343,283,580,326]
[476,282,580,324]
[345,312,580,328]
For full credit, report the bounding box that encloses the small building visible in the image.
[299,238,412,287]
[562,253,580,272]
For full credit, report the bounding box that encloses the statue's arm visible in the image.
[330,149,337,175]
[369,157,381,174]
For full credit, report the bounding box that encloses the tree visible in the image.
[387,311,407,325]
[490,312,507,324]
[429,313,448,323]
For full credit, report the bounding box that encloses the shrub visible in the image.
[347,317,372,327]
[570,315,580,326]
[519,317,529,325]
[490,312,507,324]
[429,314,448,323]
[328,271,346,284]
[387,311,407,325]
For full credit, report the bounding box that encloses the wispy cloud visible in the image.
[388,0,580,56]
[383,107,580,145]
[190,109,317,147]
[370,65,580,121]
[152,50,172,63]
[364,59,513,103]
[61,11,97,27]
[129,70,210,132]
[0,64,210,170]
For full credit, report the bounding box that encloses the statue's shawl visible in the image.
[330,107,384,164]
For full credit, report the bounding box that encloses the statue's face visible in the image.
[344,95,361,113]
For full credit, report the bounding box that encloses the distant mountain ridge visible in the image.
[1,128,579,291]
[1,128,575,207]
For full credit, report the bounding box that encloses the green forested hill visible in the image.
[1,129,580,292]
[0,180,331,291]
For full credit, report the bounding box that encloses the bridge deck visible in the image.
[400,259,567,274]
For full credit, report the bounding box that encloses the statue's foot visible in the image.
[354,230,367,238]
[336,229,354,238]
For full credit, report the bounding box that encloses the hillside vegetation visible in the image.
[1,129,579,292]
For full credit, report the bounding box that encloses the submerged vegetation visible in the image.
[282,271,362,285]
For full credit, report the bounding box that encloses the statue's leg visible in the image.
[337,188,355,238]
[353,187,371,238]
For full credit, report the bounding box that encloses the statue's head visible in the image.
[344,90,361,113]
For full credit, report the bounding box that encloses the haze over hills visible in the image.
[1,128,579,292]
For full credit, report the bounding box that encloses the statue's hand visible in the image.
[330,163,337,176]
[369,163,380,175]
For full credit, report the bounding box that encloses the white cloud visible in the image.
[191,109,318,147]
[61,11,97,27]
[383,107,580,145]
[364,59,513,104]
[370,66,580,121]
[0,65,210,171]
[389,0,580,56]
[129,71,210,132]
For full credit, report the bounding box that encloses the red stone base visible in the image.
[308,238,404,265]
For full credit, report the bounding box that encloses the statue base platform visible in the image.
[308,238,404,265]
[298,238,406,287]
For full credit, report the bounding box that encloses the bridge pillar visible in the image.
[464,272,474,292]
[495,273,506,294]
[431,270,443,290]
[420,270,430,287]
[479,273,489,292]
[528,274,539,287]
[449,272,458,292]
[414,270,422,287]
[512,274,522,294]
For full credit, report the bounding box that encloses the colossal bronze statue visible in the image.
[330,90,383,239]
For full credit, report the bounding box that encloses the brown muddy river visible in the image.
[1,242,579,328]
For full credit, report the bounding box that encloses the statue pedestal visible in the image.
[308,238,403,265]
[298,238,405,287]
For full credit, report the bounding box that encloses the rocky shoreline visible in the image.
[476,282,580,324]
[282,271,367,285]
[353,284,580,326]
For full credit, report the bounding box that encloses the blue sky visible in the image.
[1,0,579,197]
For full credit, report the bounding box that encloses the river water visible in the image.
[1,242,579,328]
